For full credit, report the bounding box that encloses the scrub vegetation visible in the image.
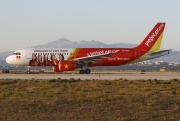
[0,78,180,120]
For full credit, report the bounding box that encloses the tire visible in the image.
[85,69,91,74]
[79,70,85,74]
[27,71,30,74]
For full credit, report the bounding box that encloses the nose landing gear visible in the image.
[27,66,31,74]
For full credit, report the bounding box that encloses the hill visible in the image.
[32,38,136,48]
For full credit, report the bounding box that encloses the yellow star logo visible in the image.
[64,64,69,69]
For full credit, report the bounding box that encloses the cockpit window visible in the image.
[12,52,21,55]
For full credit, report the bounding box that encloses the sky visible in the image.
[0,0,180,52]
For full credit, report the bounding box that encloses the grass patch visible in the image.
[0,78,180,120]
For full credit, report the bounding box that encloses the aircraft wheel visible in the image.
[85,69,91,74]
[27,70,31,74]
[79,70,85,74]
[27,66,31,74]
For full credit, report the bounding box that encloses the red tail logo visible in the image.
[145,23,164,46]
[136,22,165,50]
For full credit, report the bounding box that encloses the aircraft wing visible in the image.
[71,53,114,63]
[149,49,172,56]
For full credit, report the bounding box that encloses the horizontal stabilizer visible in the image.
[149,49,172,56]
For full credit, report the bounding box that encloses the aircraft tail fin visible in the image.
[136,22,166,52]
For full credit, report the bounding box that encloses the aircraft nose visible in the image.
[6,56,12,64]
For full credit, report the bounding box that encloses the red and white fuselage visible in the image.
[6,22,171,74]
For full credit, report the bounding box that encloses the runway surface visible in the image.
[0,72,180,80]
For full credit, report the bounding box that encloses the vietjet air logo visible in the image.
[145,24,164,46]
[87,50,119,56]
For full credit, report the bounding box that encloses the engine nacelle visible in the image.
[53,61,76,72]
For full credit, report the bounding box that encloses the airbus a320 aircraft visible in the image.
[6,22,171,74]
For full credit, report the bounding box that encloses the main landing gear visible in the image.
[79,69,91,74]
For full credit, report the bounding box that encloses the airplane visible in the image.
[6,22,171,74]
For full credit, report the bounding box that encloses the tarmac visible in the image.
[0,72,180,80]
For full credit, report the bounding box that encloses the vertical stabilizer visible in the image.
[136,22,166,52]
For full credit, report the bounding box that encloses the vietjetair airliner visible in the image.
[6,22,171,74]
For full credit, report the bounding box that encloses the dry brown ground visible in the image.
[0,78,180,121]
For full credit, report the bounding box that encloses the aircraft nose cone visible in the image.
[6,56,11,64]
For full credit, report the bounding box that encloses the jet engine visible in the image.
[53,61,76,72]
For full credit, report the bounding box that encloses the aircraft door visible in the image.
[135,49,140,58]
[26,49,32,59]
